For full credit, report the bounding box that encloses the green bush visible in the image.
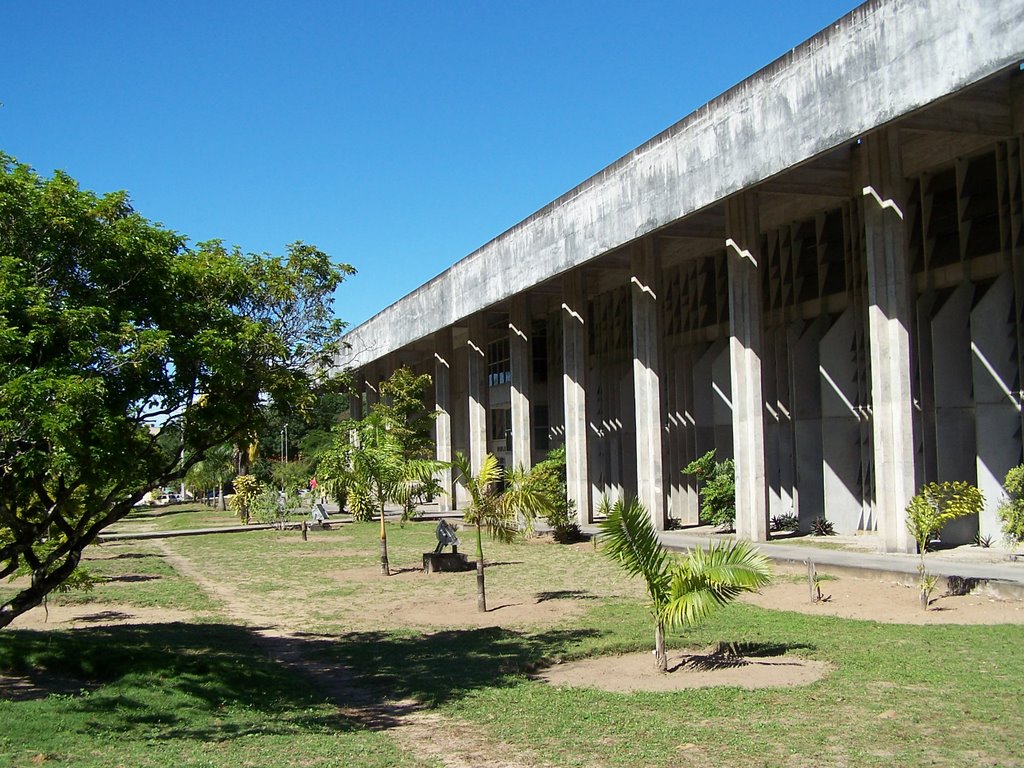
[347,484,375,522]
[530,446,580,542]
[229,475,262,524]
[905,481,984,555]
[998,464,1024,546]
[682,450,735,530]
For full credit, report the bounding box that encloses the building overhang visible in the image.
[338,0,1024,370]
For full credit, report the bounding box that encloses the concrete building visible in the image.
[337,0,1024,553]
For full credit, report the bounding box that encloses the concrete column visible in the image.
[349,378,364,421]
[631,240,666,529]
[364,365,380,409]
[467,315,488,477]
[972,274,1021,540]
[562,271,591,524]
[509,297,533,470]
[862,129,916,553]
[726,192,769,543]
[434,329,454,512]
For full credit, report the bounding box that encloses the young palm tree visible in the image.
[451,451,556,612]
[319,416,442,575]
[599,496,772,672]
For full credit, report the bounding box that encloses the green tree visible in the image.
[229,475,263,524]
[184,443,235,510]
[905,480,985,609]
[905,481,985,556]
[530,446,579,542]
[998,464,1024,547]
[317,413,443,575]
[0,154,353,628]
[451,452,556,612]
[599,496,771,671]
[682,450,736,529]
[375,366,436,460]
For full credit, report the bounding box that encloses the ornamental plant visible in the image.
[905,480,984,610]
[998,464,1024,547]
[682,450,736,529]
[599,496,771,672]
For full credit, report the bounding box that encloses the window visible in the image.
[489,408,511,450]
[532,320,548,383]
[533,404,549,450]
[487,337,510,386]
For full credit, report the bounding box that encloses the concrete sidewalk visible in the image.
[584,525,1024,600]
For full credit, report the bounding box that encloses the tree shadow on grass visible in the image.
[0,620,603,737]
[316,625,603,709]
[0,623,357,740]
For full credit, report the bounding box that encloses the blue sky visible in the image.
[3,1,859,329]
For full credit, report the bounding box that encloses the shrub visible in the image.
[810,517,835,536]
[346,484,375,522]
[682,450,735,529]
[229,475,262,524]
[998,464,1024,546]
[531,446,581,543]
[905,481,984,555]
[771,513,800,532]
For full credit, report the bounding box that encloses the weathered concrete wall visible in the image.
[338,0,1024,368]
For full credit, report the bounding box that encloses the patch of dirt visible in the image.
[7,604,198,631]
[536,648,832,693]
[0,671,97,702]
[384,592,587,630]
[744,564,1024,624]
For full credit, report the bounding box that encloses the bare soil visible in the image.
[6,540,1023,702]
[536,649,833,692]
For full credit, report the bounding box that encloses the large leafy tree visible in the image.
[599,497,772,671]
[0,154,354,627]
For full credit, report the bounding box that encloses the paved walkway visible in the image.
[581,525,1024,599]
[107,502,1024,598]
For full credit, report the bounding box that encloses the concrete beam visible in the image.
[338,0,1024,368]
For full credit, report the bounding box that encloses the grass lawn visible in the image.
[0,623,434,768]
[2,518,1021,767]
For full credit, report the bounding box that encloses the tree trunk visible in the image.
[654,620,667,672]
[476,523,486,612]
[379,504,390,576]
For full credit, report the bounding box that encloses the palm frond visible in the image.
[484,510,520,544]
[597,496,668,606]
[661,540,772,630]
[476,453,503,490]
[452,451,500,509]
[500,463,556,533]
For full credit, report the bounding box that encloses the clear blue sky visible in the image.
[3,1,860,329]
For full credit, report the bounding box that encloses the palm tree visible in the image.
[451,451,556,612]
[318,415,442,575]
[598,496,772,672]
[185,443,235,510]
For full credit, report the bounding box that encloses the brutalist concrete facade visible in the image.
[337,0,1024,553]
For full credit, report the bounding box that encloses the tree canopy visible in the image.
[0,153,354,627]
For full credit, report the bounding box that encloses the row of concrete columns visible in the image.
[362,127,924,553]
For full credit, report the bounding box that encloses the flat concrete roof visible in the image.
[339,0,1024,369]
